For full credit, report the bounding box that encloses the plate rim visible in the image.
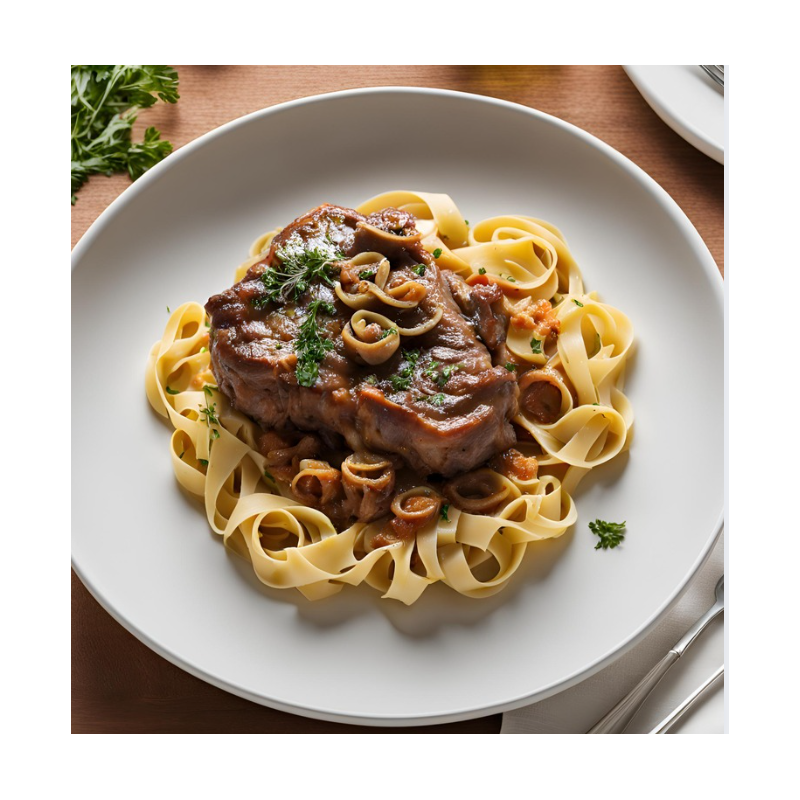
[72,85,724,726]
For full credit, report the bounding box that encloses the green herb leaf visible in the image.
[165,386,180,395]
[264,470,276,482]
[530,338,543,355]
[359,269,375,280]
[257,240,344,306]
[365,374,377,385]
[432,248,443,258]
[573,299,584,307]
[440,504,450,522]
[71,66,179,203]
[505,362,517,371]
[413,264,426,276]
[589,519,626,550]
[390,349,421,392]
[198,458,209,467]
[294,299,335,387]
[198,402,219,426]
[478,267,487,275]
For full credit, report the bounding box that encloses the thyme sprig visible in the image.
[256,239,345,306]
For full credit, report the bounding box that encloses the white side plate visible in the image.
[625,65,725,164]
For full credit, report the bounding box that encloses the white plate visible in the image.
[624,65,725,164]
[72,87,723,726]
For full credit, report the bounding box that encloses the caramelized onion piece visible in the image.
[342,452,396,522]
[257,431,321,481]
[518,369,570,424]
[336,252,427,311]
[390,487,442,524]
[342,310,401,365]
[291,459,344,508]
[443,468,517,514]
[394,306,444,336]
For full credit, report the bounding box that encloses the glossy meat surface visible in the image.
[205,204,519,476]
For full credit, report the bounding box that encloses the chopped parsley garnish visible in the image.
[390,349,421,391]
[178,451,185,460]
[590,333,602,357]
[358,269,375,280]
[423,361,459,387]
[505,362,517,372]
[203,385,216,396]
[504,275,517,283]
[417,393,445,406]
[166,305,170,313]
[275,343,283,350]
[464,219,469,225]
[198,402,219,426]
[165,386,180,395]
[256,239,344,306]
[264,470,276,482]
[198,458,209,467]
[423,360,440,380]
[573,299,584,307]
[365,374,378,385]
[478,267,486,275]
[440,504,450,522]
[380,327,398,340]
[432,248,443,258]
[294,299,336,388]
[211,428,220,440]
[530,338,543,355]
[589,519,626,550]
[200,346,207,353]
[413,264,426,276]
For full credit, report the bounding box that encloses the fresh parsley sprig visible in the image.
[294,300,336,387]
[71,65,179,203]
[589,519,626,550]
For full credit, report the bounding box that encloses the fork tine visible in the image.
[699,65,725,87]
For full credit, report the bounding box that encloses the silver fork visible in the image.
[587,575,724,733]
[699,65,725,87]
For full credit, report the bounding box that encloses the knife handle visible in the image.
[586,650,680,734]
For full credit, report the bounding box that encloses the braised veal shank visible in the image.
[205,204,519,477]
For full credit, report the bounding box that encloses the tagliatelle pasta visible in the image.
[146,192,633,604]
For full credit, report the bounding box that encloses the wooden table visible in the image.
[71,65,724,734]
